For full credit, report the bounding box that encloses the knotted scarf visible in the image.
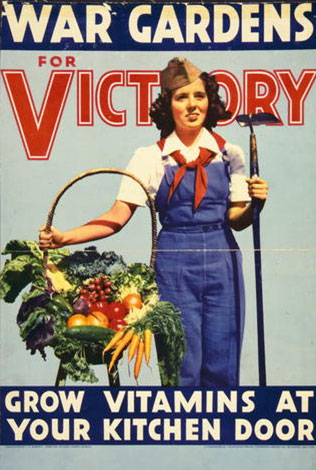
[168,147,217,210]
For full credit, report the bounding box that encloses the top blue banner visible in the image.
[1,2,316,51]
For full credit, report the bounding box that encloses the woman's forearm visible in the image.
[61,220,119,245]
[39,200,137,249]
[62,200,137,245]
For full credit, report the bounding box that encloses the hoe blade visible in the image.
[236,112,281,127]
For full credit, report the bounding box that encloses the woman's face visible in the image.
[170,78,208,134]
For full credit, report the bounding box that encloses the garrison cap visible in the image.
[161,57,203,92]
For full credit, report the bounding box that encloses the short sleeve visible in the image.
[224,143,251,203]
[117,146,159,207]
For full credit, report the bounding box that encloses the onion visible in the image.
[72,296,89,315]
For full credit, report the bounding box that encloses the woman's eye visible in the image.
[195,93,206,99]
[175,94,186,101]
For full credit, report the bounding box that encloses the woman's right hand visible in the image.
[38,225,65,250]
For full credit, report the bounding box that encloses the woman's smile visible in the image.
[187,113,200,121]
[171,78,209,134]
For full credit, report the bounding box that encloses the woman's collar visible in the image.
[163,128,221,156]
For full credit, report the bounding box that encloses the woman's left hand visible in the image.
[246,177,269,200]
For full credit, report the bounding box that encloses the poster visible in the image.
[0,0,315,467]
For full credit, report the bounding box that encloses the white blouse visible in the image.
[117,128,251,207]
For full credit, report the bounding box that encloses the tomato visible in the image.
[86,311,109,328]
[89,301,109,314]
[107,302,128,320]
[109,317,127,331]
[122,293,143,310]
[67,314,87,328]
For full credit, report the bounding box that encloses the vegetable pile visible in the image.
[0,240,185,386]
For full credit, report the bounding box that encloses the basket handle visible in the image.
[43,168,158,279]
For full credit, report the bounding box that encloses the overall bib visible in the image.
[155,144,245,387]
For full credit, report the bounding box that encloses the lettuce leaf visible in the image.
[1,240,70,303]
[0,255,42,302]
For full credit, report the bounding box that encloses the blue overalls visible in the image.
[155,143,245,387]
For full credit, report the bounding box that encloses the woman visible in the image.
[40,58,268,387]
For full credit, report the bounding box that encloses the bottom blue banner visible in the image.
[1,387,315,446]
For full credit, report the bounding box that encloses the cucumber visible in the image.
[65,325,115,342]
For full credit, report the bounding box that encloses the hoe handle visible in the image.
[250,133,259,177]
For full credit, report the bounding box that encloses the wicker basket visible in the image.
[42,168,158,387]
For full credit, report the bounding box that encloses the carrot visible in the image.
[103,330,125,355]
[128,333,140,362]
[144,329,152,365]
[134,339,144,380]
[108,329,134,372]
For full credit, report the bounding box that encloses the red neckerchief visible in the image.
[168,148,216,210]
[157,131,227,211]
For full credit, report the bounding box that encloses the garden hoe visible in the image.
[236,112,281,386]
